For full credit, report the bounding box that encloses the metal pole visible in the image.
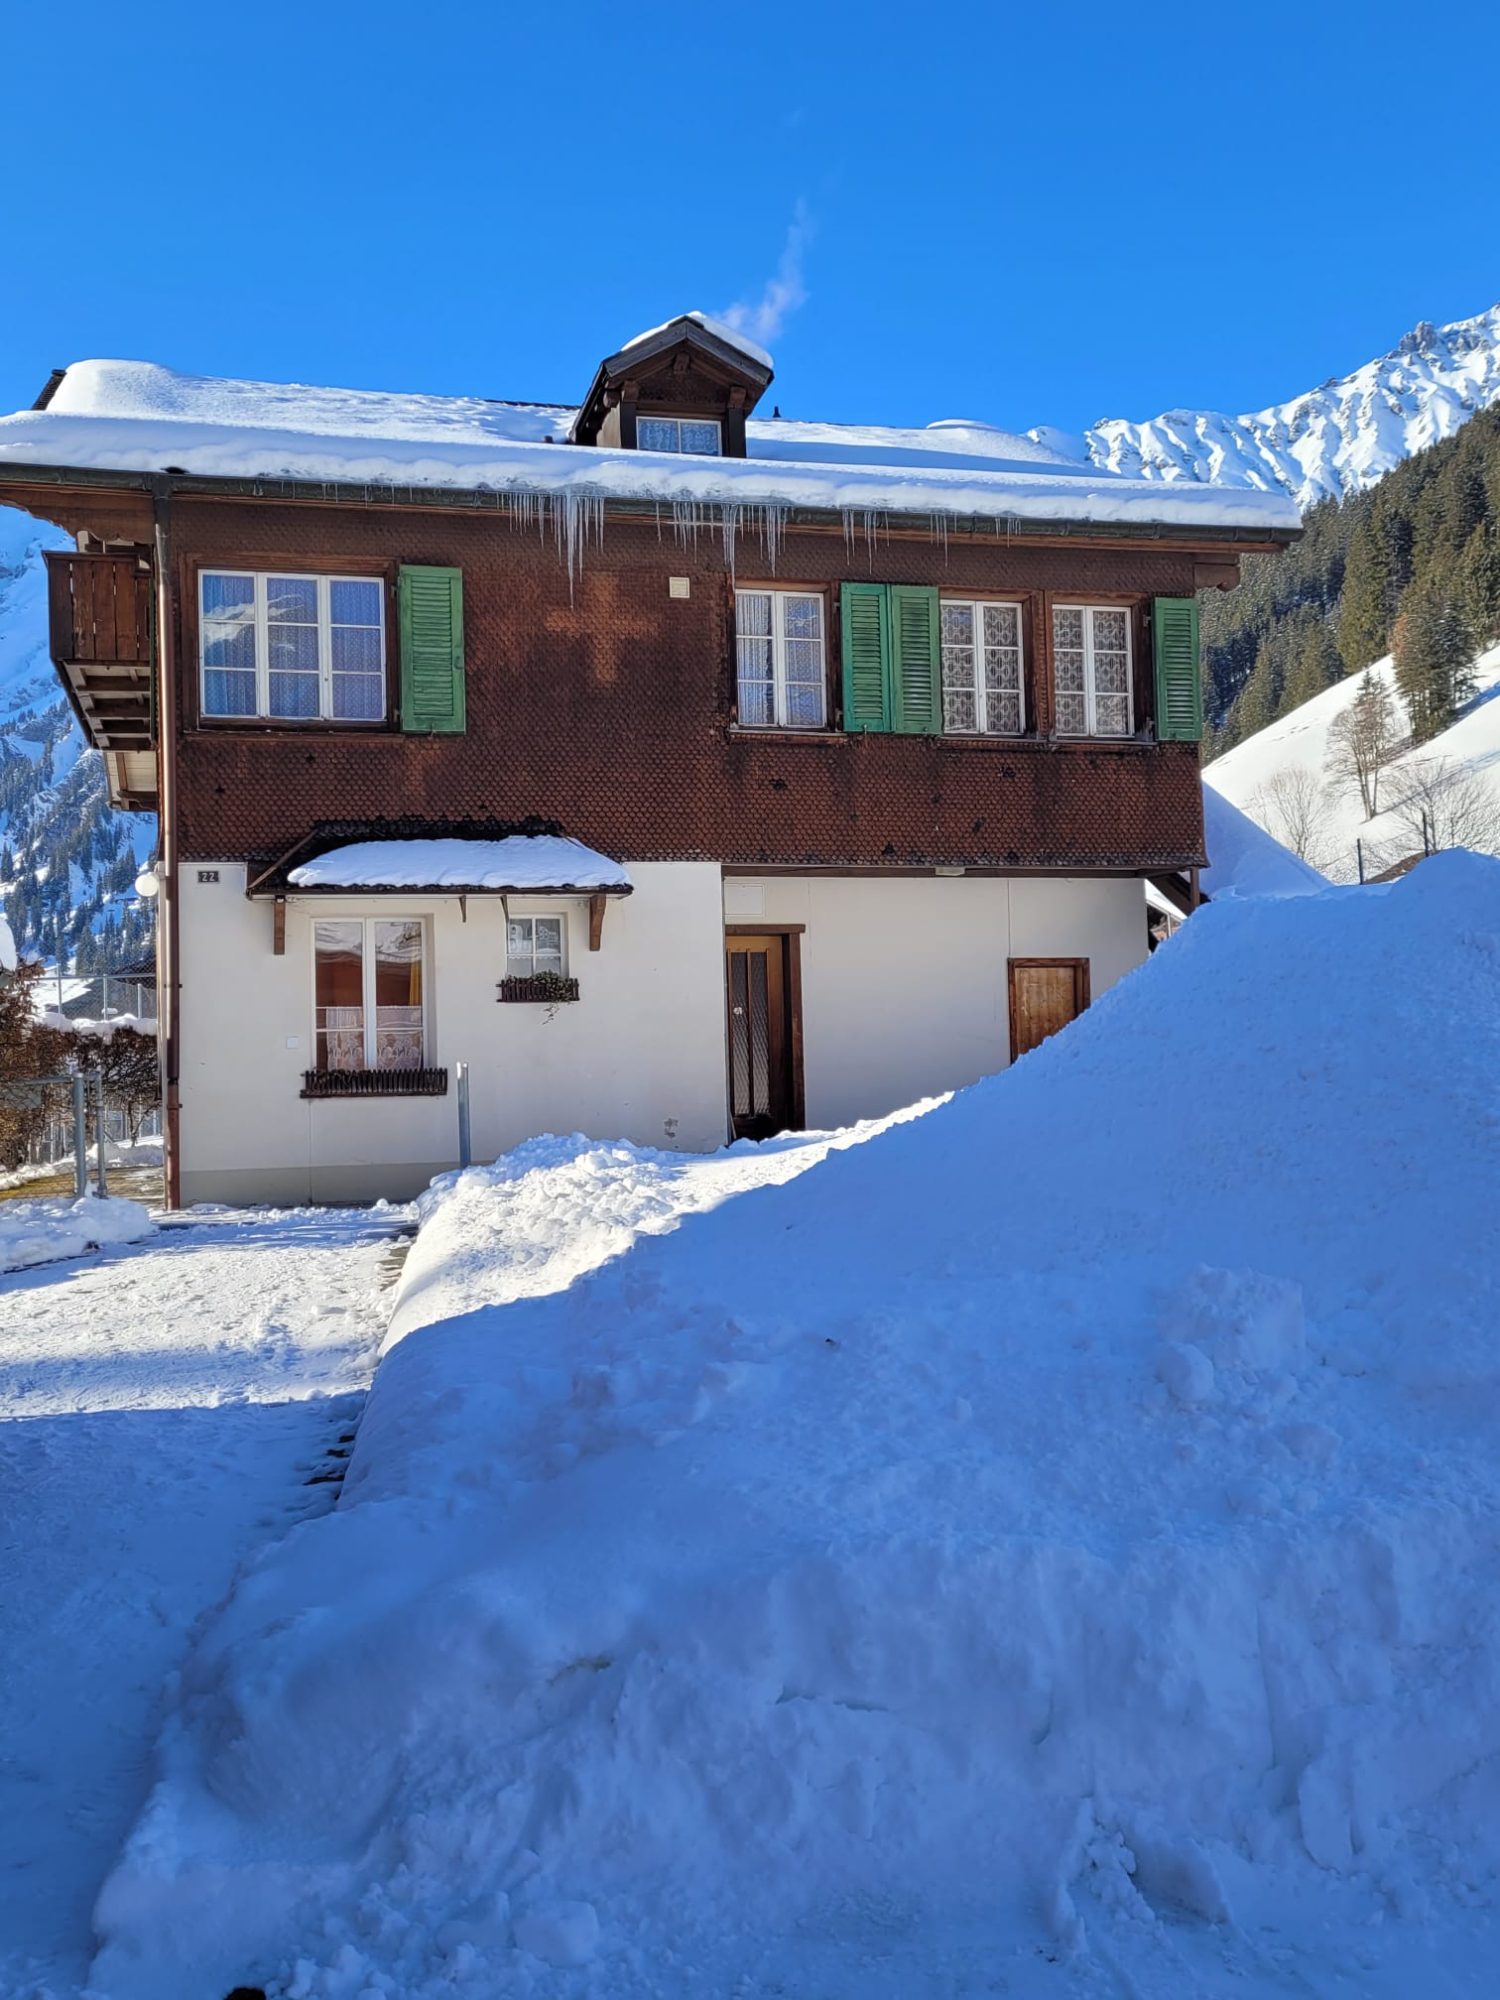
[92,1071,108,1198]
[1356,838,1365,885]
[456,1060,472,1170]
[72,1073,87,1201]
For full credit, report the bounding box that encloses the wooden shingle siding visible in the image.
[163,501,1212,872]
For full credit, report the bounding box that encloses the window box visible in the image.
[497,973,580,1004]
[301,1066,448,1099]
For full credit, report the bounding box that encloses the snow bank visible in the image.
[1201,783,1326,898]
[0,909,15,972]
[92,855,1500,1996]
[0,1193,153,1271]
[286,835,630,893]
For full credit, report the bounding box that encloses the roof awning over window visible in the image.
[273,833,631,898]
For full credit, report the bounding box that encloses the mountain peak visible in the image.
[1036,303,1500,511]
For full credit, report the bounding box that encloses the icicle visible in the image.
[720,501,743,581]
[754,502,787,572]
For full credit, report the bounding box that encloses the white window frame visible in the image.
[505,913,568,979]
[312,915,428,1072]
[734,587,828,730]
[636,414,722,456]
[199,569,387,722]
[938,596,1026,735]
[1052,603,1135,738]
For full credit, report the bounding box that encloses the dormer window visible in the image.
[637,415,721,456]
[570,313,773,457]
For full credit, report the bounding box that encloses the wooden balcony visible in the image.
[44,549,155,752]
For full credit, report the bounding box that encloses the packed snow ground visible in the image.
[84,854,1500,1999]
[0,1206,407,1997]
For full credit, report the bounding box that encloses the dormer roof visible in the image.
[569,312,774,449]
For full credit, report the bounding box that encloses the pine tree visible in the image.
[1284,621,1344,710]
[1459,521,1500,648]
[1394,572,1475,741]
[1338,510,1391,669]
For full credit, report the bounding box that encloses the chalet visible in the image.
[0,314,1299,1206]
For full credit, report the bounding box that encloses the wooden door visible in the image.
[1008,958,1090,1061]
[725,932,801,1140]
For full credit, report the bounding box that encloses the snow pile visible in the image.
[0,908,15,972]
[92,855,1500,1996]
[1201,782,1326,898]
[0,1193,153,1271]
[286,835,630,893]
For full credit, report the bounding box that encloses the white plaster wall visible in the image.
[176,862,728,1206]
[728,874,1148,1131]
[176,864,1148,1204]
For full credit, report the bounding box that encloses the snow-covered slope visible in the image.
[1053,303,1500,510]
[1207,639,1500,881]
[90,855,1500,1999]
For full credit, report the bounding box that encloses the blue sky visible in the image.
[4,1,1495,436]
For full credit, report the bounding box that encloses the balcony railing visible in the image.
[44,550,155,752]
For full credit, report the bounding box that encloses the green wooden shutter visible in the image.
[398,566,466,734]
[1152,596,1202,742]
[889,585,941,734]
[841,582,891,731]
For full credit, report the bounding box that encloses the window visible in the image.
[314,918,425,1072]
[506,915,566,978]
[637,415,721,455]
[1051,605,1133,737]
[200,571,386,722]
[735,589,827,729]
[940,599,1024,734]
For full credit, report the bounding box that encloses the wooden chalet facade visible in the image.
[0,314,1299,1205]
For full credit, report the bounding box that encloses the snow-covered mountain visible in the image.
[0,504,154,966]
[1038,302,1500,511]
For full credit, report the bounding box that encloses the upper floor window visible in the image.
[735,589,827,729]
[637,415,721,455]
[1052,604,1132,738]
[200,570,386,722]
[940,599,1024,734]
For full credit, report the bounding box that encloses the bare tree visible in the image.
[1251,766,1335,868]
[1325,671,1399,819]
[1386,757,1500,860]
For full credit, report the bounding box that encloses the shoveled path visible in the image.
[0,1206,408,1997]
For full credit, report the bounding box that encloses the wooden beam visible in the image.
[272,896,286,955]
[588,893,606,951]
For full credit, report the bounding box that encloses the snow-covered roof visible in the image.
[1201,784,1326,899]
[0,359,1302,537]
[618,310,773,375]
[285,835,631,894]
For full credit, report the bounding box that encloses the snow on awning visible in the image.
[285,836,632,895]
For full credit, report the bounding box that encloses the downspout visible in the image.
[151,480,182,1209]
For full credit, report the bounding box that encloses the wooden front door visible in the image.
[1008,958,1090,1061]
[725,932,802,1140]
